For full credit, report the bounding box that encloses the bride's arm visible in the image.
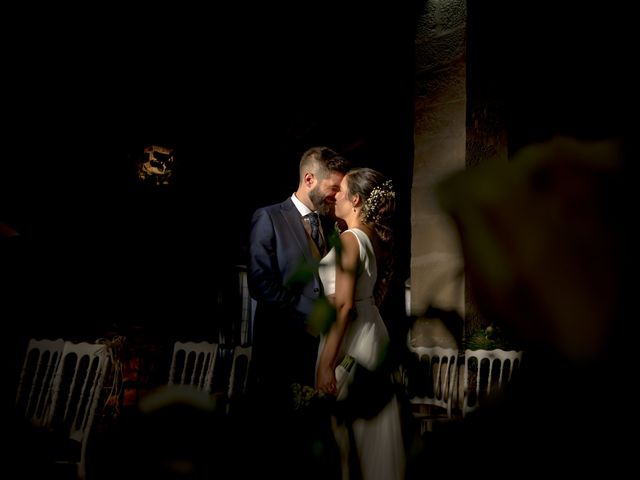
[317,231,358,395]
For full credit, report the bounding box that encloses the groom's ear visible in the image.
[303,171,315,187]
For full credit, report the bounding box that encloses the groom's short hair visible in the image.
[299,146,350,181]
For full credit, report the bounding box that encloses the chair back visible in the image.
[47,341,111,479]
[227,345,252,410]
[15,338,65,427]
[463,348,523,417]
[406,345,459,418]
[168,341,218,392]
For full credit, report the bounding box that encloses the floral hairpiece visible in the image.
[362,179,395,224]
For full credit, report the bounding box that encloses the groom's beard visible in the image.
[309,188,333,217]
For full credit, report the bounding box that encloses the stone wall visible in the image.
[410,0,467,321]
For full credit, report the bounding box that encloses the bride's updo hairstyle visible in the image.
[345,168,396,304]
[346,168,396,239]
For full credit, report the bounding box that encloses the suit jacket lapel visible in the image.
[280,199,316,264]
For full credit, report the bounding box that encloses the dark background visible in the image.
[2,3,420,339]
[2,1,635,339]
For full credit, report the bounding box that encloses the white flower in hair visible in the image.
[362,179,395,224]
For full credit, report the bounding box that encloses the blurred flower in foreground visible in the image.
[436,136,627,363]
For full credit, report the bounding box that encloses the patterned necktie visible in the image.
[306,212,324,254]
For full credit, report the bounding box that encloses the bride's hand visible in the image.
[316,365,337,396]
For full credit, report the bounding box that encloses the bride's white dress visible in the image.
[318,228,405,480]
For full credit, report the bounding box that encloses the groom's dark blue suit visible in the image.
[248,196,328,394]
[248,196,340,479]
[249,198,322,324]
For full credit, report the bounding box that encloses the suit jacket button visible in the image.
[313,288,320,293]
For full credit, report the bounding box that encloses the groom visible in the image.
[247,146,349,478]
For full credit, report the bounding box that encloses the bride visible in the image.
[316,168,405,480]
